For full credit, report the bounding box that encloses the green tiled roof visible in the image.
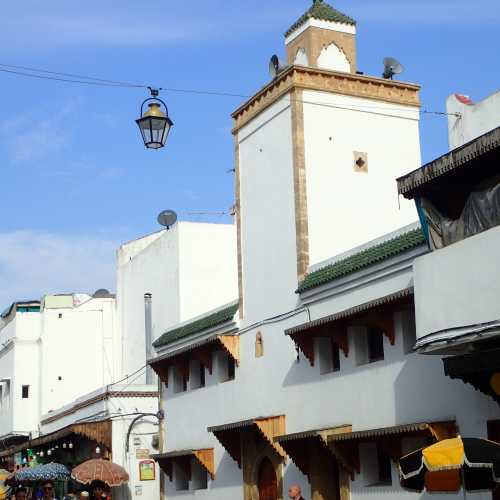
[298,228,426,293]
[285,0,356,37]
[153,302,239,349]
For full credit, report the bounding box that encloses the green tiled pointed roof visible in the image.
[153,302,239,349]
[285,0,356,37]
[298,228,426,293]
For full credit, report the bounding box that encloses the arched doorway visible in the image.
[258,457,278,500]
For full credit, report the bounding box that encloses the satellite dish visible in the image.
[93,289,111,298]
[269,54,287,79]
[157,209,178,230]
[383,57,404,80]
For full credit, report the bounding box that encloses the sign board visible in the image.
[135,449,150,460]
[139,460,155,481]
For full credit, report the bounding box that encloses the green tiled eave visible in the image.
[153,302,239,349]
[285,0,356,38]
[298,228,426,293]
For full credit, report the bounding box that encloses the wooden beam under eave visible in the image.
[218,335,240,366]
[291,333,315,366]
[194,449,215,480]
[192,345,214,374]
[255,416,287,461]
[151,360,170,386]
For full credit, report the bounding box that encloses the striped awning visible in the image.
[152,449,215,480]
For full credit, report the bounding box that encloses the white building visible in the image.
[149,3,500,500]
[0,292,117,448]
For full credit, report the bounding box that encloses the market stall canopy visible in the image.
[71,459,129,488]
[399,437,500,492]
[0,469,9,500]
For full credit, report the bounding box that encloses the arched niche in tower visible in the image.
[294,47,309,66]
[317,42,351,73]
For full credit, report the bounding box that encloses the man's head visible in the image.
[288,484,302,499]
[42,482,54,499]
[15,487,27,500]
[79,491,89,500]
[91,482,106,499]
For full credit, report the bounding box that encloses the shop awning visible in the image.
[208,416,286,468]
[285,288,413,366]
[444,348,500,404]
[150,334,240,386]
[275,425,351,478]
[0,420,112,458]
[326,421,457,478]
[152,449,215,480]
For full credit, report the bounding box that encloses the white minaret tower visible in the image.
[233,1,421,322]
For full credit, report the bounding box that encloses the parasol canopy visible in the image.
[71,459,129,488]
[0,469,10,500]
[12,463,70,483]
[399,437,500,492]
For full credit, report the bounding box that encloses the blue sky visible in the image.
[0,0,498,307]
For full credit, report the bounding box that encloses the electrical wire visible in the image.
[0,62,460,117]
[107,364,148,387]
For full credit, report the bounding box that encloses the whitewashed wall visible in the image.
[160,252,500,500]
[117,222,238,383]
[302,90,421,266]
[447,91,500,149]
[237,96,300,323]
[0,312,40,438]
[40,297,117,415]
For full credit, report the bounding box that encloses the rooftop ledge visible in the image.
[232,65,420,132]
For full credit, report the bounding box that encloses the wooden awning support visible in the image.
[208,416,286,469]
[275,425,351,478]
[150,335,240,386]
[327,420,458,479]
[152,449,215,480]
[285,289,414,367]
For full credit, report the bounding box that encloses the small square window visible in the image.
[58,313,63,319]
[22,385,29,399]
[218,351,236,383]
[192,459,208,490]
[173,368,187,394]
[317,337,341,375]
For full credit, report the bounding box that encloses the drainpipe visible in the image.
[144,293,153,385]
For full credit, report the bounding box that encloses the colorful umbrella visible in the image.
[13,463,70,482]
[0,469,10,500]
[71,459,129,488]
[399,437,500,492]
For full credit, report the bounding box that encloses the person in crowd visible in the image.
[41,482,56,500]
[78,492,89,500]
[90,482,107,500]
[288,484,305,500]
[15,487,27,500]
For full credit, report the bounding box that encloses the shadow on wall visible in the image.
[212,451,243,489]
[393,353,500,435]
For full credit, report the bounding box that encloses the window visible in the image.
[377,446,392,484]
[218,351,236,383]
[361,442,393,487]
[172,368,187,394]
[191,459,208,490]
[317,337,341,374]
[367,328,385,363]
[255,332,264,358]
[22,385,29,399]
[189,360,206,390]
[58,313,63,319]
[174,462,189,491]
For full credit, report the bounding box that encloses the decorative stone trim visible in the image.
[232,66,420,132]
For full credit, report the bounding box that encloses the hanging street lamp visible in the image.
[136,88,173,150]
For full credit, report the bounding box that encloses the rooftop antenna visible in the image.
[157,209,178,230]
[383,57,404,80]
[269,54,287,79]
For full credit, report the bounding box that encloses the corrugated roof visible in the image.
[285,0,356,37]
[397,126,500,198]
[298,229,426,293]
[153,301,238,349]
[329,422,434,442]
